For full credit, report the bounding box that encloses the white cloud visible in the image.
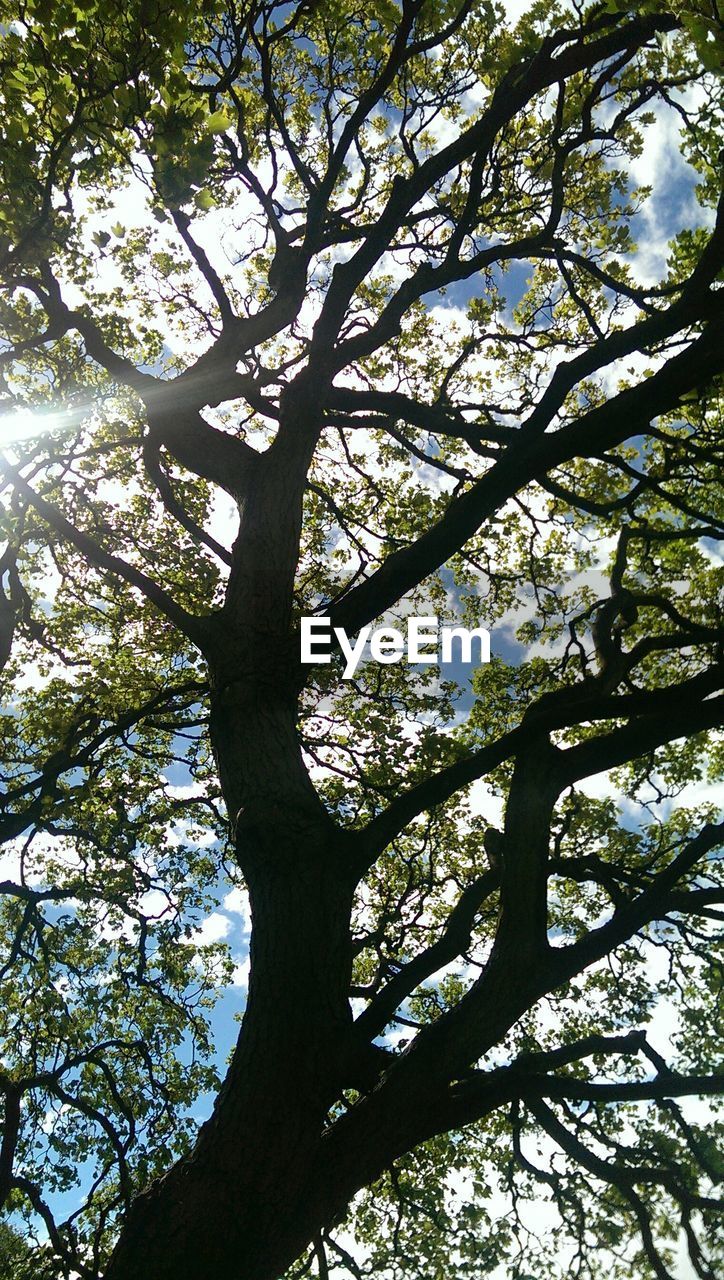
[192,911,232,946]
[222,886,252,935]
[230,955,250,989]
[467,779,504,827]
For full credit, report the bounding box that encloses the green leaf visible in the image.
[193,189,215,211]
[205,108,233,135]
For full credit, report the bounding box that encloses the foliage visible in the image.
[0,1,722,1278]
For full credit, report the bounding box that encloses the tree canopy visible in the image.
[0,1,722,1278]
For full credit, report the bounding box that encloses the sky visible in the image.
[0,4,720,1276]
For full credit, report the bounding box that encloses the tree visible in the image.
[0,0,722,1277]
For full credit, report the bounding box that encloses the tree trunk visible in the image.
[106,737,356,1279]
[105,404,560,1279]
[107,495,362,1280]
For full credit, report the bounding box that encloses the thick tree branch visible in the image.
[554,820,724,978]
[311,10,679,355]
[0,457,210,647]
[437,1035,724,1131]
[353,869,498,1040]
[356,666,724,864]
[141,438,233,564]
[329,313,723,636]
